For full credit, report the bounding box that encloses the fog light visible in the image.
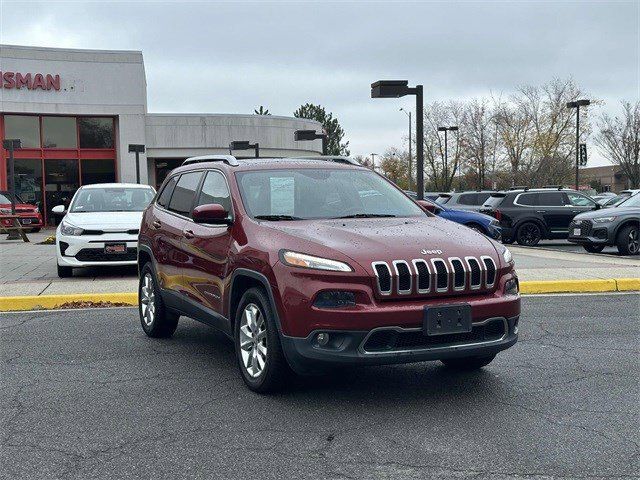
[504,278,519,295]
[316,333,330,346]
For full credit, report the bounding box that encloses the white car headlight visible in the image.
[60,221,84,236]
[281,251,352,272]
[593,216,616,223]
[502,246,513,264]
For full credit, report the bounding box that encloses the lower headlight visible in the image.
[502,246,513,264]
[504,278,519,295]
[313,291,356,309]
[60,221,84,236]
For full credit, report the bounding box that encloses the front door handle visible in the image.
[152,220,162,229]
[183,229,195,239]
[536,210,547,214]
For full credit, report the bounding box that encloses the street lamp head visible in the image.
[437,127,447,132]
[128,144,145,153]
[229,140,252,150]
[294,129,327,141]
[2,139,21,150]
[450,126,459,131]
[567,99,590,109]
[371,80,410,98]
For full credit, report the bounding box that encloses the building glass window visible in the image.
[7,159,43,210]
[4,115,41,148]
[45,160,79,218]
[78,117,114,148]
[81,159,116,185]
[42,117,77,148]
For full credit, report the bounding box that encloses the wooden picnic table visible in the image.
[0,215,30,242]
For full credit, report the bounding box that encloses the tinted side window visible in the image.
[516,193,538,206]
[565,192,595,207]
[196,171,231,212]
[538,192,565,206]
[483,195,505,208]
[458,193,477,205]
[157,176,177,208]
[477,193,492,204]
[168,172,203,216]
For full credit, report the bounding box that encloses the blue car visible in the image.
[419,197,502,240]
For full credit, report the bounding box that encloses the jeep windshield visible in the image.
[236,168,426,220]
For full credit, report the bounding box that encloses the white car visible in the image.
[54,183,156,277]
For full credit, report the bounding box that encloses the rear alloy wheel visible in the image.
[138,263,179,338]
[441,354,496,370]
[516,222,542,246]
[616,225,639,256]
[583,244,605,254]
[235,287,291,393]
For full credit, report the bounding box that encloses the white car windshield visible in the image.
[70,187,155,213]
[236,168,425,220]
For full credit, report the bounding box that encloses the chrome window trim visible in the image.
[371,261,392,296]
[411,259,431,294]
[481,255,497,288]
[358,317,509,355]
[448,257,466,291]
[392,260,412,295]
[431,258,449,293]
[465,256,482,290]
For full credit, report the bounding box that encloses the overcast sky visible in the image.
[1,1,638,165]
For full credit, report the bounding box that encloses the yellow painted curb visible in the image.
[616,278,640,292]
[519,279,619,294]
[0,293,137,312]
[0,279,638,312]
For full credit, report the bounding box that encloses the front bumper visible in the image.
[57,233,139,267]
[281,315,519,374]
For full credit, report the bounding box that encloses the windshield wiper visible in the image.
[336,213,397,219]
[254,214,303,221]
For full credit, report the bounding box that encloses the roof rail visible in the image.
[542,185,566,190]
[182,155,239,167]
[509,185,529,191]
[292,155,361,166]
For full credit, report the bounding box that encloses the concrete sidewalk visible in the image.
[0,230,638,298]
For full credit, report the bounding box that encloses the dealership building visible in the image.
[0,44,323,223]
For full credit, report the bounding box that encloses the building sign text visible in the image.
[0,72,61,91]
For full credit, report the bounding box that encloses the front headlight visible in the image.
[281,251,352,272]
[60,221,84,236]
[502,246,513,264]
[593,216,616,223]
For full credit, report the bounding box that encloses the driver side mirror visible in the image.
[417,199,442,215]
[192,203,232,225]
[51,205,66,215]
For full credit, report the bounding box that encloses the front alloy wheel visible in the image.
[140,273,156,327]
[239,304,268,378]
[138,263,178,338]
[617,225,639,255]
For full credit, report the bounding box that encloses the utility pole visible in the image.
[400,108,412,190]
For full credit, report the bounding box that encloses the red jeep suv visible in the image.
[138,155,520,392]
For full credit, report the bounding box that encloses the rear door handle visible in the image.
[536,210,547,213]
[152,220,162,229]
[183,229,195,239]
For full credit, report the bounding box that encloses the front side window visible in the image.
[157,176,178,208]
[168,172,203,216]
[70,187,155,213]
[236,168,425,220]
[566,192,595,207]
[196,171,231,211]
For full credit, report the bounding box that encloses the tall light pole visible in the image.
[128,144,145,184]
[566,99,590,190]
[437,126,458,190]
[400,108,412,190]
[372,81,424,199]
[370,153,378,171]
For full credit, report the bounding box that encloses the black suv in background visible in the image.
[436,191,495,212]
[480,188,599,246]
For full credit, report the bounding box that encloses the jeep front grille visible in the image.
[371,256,497,296]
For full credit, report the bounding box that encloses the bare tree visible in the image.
[423,101,464,191]
[596,101,640,188]
[494,99,533,186]
[354,155,374,169]
[461,98,502,189]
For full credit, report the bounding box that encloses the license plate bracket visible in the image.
[423,304,472,336]
[104,243,127,254]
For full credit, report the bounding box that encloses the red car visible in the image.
[0,191,44,232]
[138,156,520,392]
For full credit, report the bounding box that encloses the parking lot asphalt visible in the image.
[1,293,639,479]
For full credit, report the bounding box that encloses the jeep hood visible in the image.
[263,216,501,268]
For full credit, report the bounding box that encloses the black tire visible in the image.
[441,354,496,370]
[138,263,179,338]
[502,237,514,245]
[516,222,542,246]
[234,287,292,393]
[583,244,605,254]
[616,224,639,256]
[57,264,73,278]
